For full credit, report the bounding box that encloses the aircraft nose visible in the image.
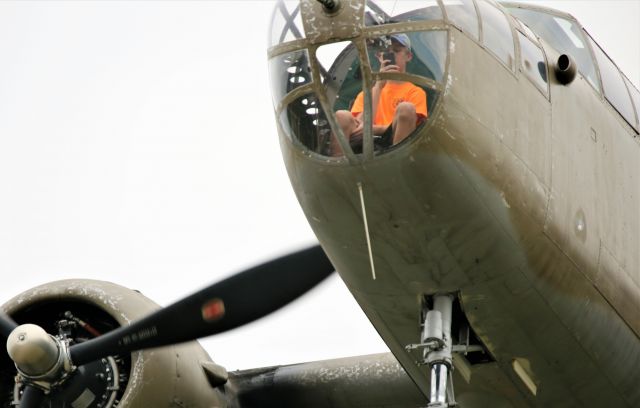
[268,0,448,162]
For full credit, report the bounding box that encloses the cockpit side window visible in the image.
[442,0,480,40]
[477,0,515,70]
[269,49,312,109]
[505,7,600,93]
[517,31,548,96]
[279,92,338,157]
[623,76,640,133]
[588,36,638,131]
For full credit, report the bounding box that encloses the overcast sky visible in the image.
[0,1,638,371]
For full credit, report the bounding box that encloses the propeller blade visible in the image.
[0,312,18,339]
[70,245,333,366]
[19,385,45,408]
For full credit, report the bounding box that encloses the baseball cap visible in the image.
[390,33,411,49]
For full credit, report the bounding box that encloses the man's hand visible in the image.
[375,52,399,90]
[380,60,400,74]
[350,117,364,138]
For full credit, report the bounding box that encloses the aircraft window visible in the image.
[365,1,442,25]
[269,0,305,47]
[554,17,584,49]
[442,0,480,40]
[518,31,548,95]
[623,77,640,132]
[276,42,363,158]
[510,14,537,42]
[269,49,312,109]
[316,42,363,110]
[505,7,600,92]
[589,37,638,129]
[316,41,353,86]
[279,93,343,158]
[364,31,445,115]
[354,32,443,153]
[477,0,515,70]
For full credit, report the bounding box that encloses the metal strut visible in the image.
[406,295,491,406]
[417,295,456,407]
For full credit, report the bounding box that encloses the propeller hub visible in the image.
[7,324,60,377]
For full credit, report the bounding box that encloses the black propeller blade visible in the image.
[19,385,45,408]
[70,245,333,366]
[0,312,18,339]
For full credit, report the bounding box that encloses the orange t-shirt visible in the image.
[351,82,427,126]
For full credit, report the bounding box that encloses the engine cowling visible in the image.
[1,279,224,408]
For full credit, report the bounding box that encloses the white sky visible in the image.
[0,1,638,371]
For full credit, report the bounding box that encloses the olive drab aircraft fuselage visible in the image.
[1,1,639,407]
[270,0,640,407]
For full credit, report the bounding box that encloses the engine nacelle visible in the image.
[1,279,225,408]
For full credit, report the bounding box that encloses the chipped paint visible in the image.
[446,73,456,91]
[300,0,363,45]
[228,353,427,406]
[500,191,511,208]
[278,355,409,386]
[119,352,146,404]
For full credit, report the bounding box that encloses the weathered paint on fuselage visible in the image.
[277,2,640,406]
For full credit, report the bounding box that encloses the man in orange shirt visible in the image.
[334,34,427,155]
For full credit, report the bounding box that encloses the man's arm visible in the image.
[352,82,386,136]
[370,81,387,135]
[409,86,428,119]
